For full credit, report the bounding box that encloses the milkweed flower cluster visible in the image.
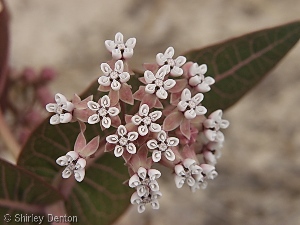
[46,32,229,213]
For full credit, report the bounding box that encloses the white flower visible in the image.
[130,190,162,213]
[131,104,162,136]
[105,32,136,60]
[200,164,218,180]
[203,110,229,142]
[129,167,161,197]
[98,60,130,91]
[188,63,215,92]
[177,88,207,119]
[87,95,120,128]
[56,151,87,182]
[46,93,74,125]
[174,158,203,189]
[156,47,186,77]
[147,130,178,162]
[106,125,138,157]
[144,66,176,99]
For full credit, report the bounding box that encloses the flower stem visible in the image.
[0,110,20,160]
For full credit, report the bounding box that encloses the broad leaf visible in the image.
[0,159,62,225]
[0,0,10,109]
[184,21,300,113]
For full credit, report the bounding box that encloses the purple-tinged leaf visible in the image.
[184,21,300,113]
[163,111,183,131]
[0,158,62,224]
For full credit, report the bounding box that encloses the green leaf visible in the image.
[184,21,300,113]
[0,158,62,225]
[18,117,132,225]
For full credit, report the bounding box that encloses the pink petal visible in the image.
[133,86,146,101]
[108,89,120,106]
[143,63,158,72]
[79,135,100,157]
[119,83,134,105]
[98,85,111,92]
[180,118,191,139]
[111,115,121,128]
[168,79,187,93]
[170,92,182,106]
[141,93,157,109]
[163,111,183,131]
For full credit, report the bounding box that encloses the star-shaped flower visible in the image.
[130,190,162,213]
[177,88,207,119]
[203,109,229,142]
[56,129,100,182]
[131,104,162,136]
[106,125,139,157]
[144,66,176,99]
[156,47,186,77]
[87,95,120,129]
[105,32,136,60]
[46,93,74,125]
[147,130,179,162]
[128,167,161,197]
[188,63,215,92]
[98,60,130,91]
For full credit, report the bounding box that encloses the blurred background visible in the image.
[5,0,300,224]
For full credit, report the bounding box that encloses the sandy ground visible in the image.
[5,0,300,225]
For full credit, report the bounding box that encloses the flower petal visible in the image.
[126,143,137,154]
[164,149,175,161]
[148,169,161,180]
[174,56,186,67]
[174,164,185,176]
[131,115,142,125]
[46,103,57,113]
[174,174,185,188]
[195,106,207,115]
[125,37,136,49]
[152,150,162,162]
[189,76,201,86]
[105,40,116,52]
[106,134,119,144]
[149,123,161,133]
[163,79,176,90]
[156,87,168,99]
[184,109,197,120]
[128,131,139,141]
[114,145,124,157]
[112,49,122,60]
[108,107,120,117]
[149,111,162,121]
[137,167,147,180]
[117,125,127,136]
[129,174,141,188]
[111,80,121,91]
[166,137,179,147]
[56,155,68,166]
[199,64,207,74]
[119,72,130,83]
[75,158,87,170]
[177,101,188,112]
[157,130,167,142]
[100,95,110,107]
[149,180,160,192]
[114,60,124,73]
[164,46,174,58]
[155,66,168,80]
[59,113,72,123]
[87,101,100,111]
[74,168,85,182]
[50,114,60,125]
[139,104,149,116]
[130,192,141,204]
[192,93,204,105]
[115,32,124,44]
[137,185,147,197]
[186,176,196,187]
[98,76,111,86]
[62,167,73,179]
[181,88,191,101]
[156,53,166,65]
[144,70,156,84]
[100,63,112,75]
[170,66,183,77]
[138,125,149,136]
[101,116,111,128]
[88,114,100,124]
[196,83,211,92]
[147,139,158,150]
[145,84,156,94]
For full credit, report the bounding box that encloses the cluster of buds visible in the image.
[46,32,229,213]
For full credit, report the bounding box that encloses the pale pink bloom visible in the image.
[188,63,215,92]
[144,66,176,99]
[203,110,229,142]
[156,47,186,77]
[98,60,130,91]
[46,93,74,125]
[87,95,119,128]
[131,104,162,136]
[106,125,138,157]
[177,88,207,119]
[147,130,178,162]
[130,190,162,213]
[105,32,136,60]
